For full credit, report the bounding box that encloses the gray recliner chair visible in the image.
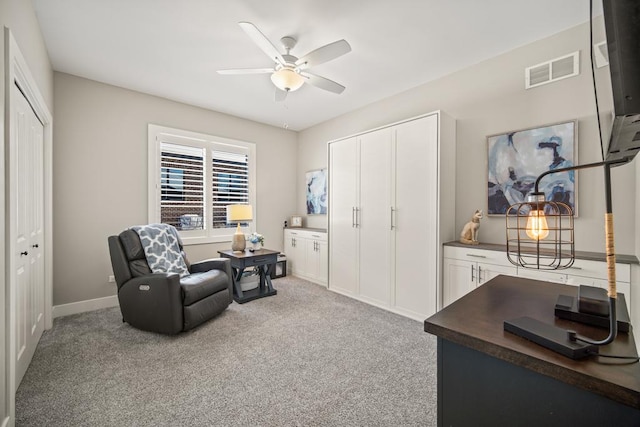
[108,229,233,334]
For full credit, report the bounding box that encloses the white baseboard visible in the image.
[52,295,119,319]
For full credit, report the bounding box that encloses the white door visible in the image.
[13,82,45,388]
[358,129,392,306]
[284,230,305,276]
[442,258,476,308]
[329,138,359,295]
[316,240,328,286]
[304,238,319,280]
[394,115,439,317]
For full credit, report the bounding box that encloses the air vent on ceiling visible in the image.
[525,51,580,89]
[594,41,609,68]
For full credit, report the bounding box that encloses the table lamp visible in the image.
[504,158,630,359]
[226,204,253,253]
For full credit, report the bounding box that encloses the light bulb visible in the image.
[525,210,549,240]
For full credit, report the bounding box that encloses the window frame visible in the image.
[148,124,256,245]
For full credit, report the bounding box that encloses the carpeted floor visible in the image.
[16,276,437,426]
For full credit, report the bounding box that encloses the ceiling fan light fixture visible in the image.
[271,68,304,92]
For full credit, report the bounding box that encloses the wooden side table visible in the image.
[217,248,279,304]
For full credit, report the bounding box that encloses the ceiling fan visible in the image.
[217,22,351,101]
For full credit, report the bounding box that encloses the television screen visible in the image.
[601,0,640,162]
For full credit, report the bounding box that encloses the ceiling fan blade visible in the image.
[238,22,285,65]
[295,40,351,70]
[274,88,288,102]
[217,68,273,75]
[301,72,346,94]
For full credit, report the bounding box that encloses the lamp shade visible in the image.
[226,204,253,223]
[505,192,574,270]
[271,68,304,92]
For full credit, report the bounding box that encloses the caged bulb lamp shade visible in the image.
[226,205,253,253]
[271,68,304,92]
[506,192,574,271]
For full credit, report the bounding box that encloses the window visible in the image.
[148,124,256,244]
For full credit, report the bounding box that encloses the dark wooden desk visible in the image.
[424,275,640,426]
[217,249,279,304]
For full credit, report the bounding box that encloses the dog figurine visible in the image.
[460,210,483,245]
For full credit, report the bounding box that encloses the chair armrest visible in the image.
[190,258,229,273]
[118,273,183,334]
[190,258,233,300]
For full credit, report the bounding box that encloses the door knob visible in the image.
[20,251,28,256]
[32,244,39,248]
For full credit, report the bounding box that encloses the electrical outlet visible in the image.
[108,275,115,283]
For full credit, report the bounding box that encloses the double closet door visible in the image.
[329,112,455,320]
[12,82,45,388]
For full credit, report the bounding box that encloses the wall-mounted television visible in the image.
[602,0,640,162]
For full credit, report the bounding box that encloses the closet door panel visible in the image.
[394,114,439,317]
[359,129,392,306]
[329,138,359,295]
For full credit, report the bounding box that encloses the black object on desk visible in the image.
[218,249,279,304]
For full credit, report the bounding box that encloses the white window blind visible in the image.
[160,143,205,230]
[148,124,256,244]
[212,150,249,228]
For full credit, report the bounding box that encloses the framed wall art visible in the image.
[306,168,327,215]
[487,120,577,216]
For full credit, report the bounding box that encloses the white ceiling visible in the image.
[32,0,598,131]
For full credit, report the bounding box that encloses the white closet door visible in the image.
[359,129,392,306]
[394,114,439,317]
[329,138,359,295]
[13,83,45,388]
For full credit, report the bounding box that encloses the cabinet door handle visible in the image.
[352,207,356,228]
[355,207,360,228]
[478,266,483,283]
[467,254,487,259]
[471,265,475,282]
[390,207,395,230]
[20,251,29,256]
[32,244,39,248]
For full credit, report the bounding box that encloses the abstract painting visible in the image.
[487,121,577,215]
[306,169,327,215]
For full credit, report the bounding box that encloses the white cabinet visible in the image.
[329,111,456,321]
[284,229,328,286]
[443,244,633,316]
[442,246,517,308]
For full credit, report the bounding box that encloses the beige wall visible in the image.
[297,21,637,256]
[53,73,297,305]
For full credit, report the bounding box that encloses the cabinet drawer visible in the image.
[565,259,630,283]
[444,246,511,266]
[243,254,278,267]
[306,232,327,242]
[285,229,327,241]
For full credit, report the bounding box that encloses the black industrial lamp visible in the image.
[503,158,630,359]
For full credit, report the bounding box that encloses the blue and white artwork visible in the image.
[487,121,576,215]
[306,169,327,215]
